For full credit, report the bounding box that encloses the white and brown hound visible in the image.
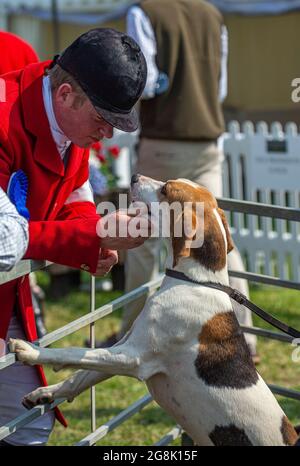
[9,175,299,446]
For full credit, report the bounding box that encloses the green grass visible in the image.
[36,272,300,445]
[248,285,300,423]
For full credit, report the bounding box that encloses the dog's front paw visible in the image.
[23,387,54,410]
[9,338,40,365]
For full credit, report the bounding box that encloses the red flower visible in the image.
[96,153,106,164]
[91,141,103,152]
[108,145,121,158]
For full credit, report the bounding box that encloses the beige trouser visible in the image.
[121,138,257,354]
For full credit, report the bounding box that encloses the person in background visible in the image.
[96,0,257,361]
[0,31,38,75]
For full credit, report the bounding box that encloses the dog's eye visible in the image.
[161,185,167,195]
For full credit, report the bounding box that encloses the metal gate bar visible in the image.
[75,394,152,446]
[0,398,64,441]
[241,325,293,343]
[218,198,300,222]
[154,426,183,446]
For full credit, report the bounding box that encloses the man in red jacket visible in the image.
[0,28,147,446]
[0,30,39,75]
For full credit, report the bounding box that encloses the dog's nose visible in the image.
[131,174,140,185]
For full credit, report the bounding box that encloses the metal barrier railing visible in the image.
[0,198,299,445]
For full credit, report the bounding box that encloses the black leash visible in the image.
[165,268,300,339]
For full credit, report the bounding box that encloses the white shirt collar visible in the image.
[42,75,71,159]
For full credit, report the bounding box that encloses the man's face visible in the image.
[53,83,114,147]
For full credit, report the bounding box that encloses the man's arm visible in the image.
[219,25,228,103]
[0,187,28,271]
[127,5,159,99]
[24,217,101,273]
[0,134,101,273]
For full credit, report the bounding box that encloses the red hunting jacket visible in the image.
[0,61,102,427]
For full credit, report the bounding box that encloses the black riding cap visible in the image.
[54,28,147,132]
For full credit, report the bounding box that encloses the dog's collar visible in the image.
[165,268,300,340]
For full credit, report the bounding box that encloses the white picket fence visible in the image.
[109,122,300,282]
[223,121,300,281]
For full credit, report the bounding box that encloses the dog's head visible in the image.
[131,174,234,270]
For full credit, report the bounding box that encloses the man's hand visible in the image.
[97,210,151,250]
[93,249,118,277]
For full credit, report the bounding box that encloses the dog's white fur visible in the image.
[9,176,298,446]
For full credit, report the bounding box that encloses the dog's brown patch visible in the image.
[209,424,253,446]
[163,180,234,270]
[195,311,259,388]
[281,416,299,446]
[190,210,227,271]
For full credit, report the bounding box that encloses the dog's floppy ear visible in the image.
[171,207,198,267]
[217,208,234,253]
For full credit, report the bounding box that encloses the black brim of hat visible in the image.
[95,105,139,133]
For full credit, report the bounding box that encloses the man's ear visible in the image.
[217,208,234,253]
[54,83,73,106]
